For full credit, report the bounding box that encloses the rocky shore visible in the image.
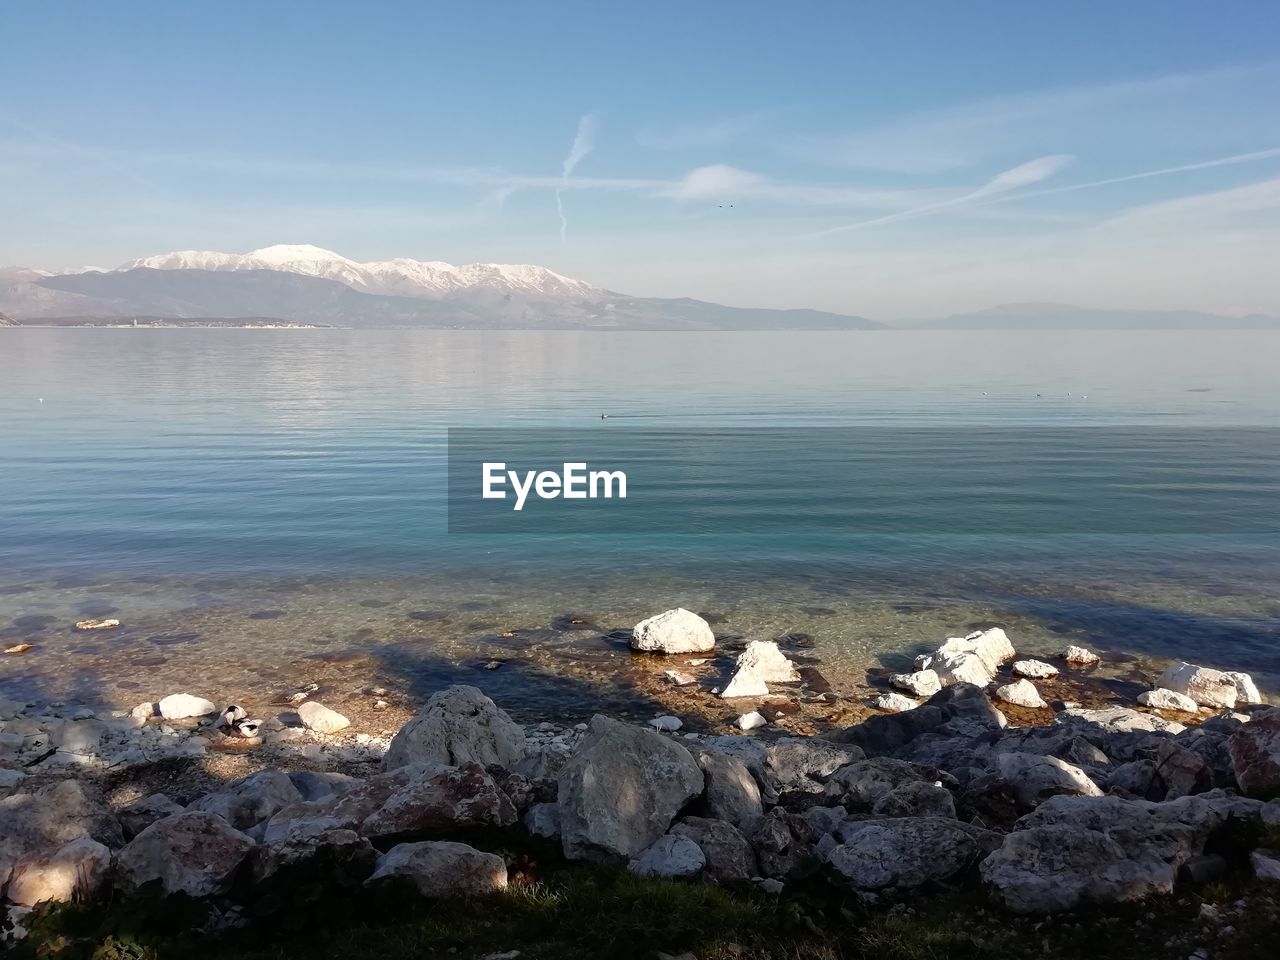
[2,609,1278,954]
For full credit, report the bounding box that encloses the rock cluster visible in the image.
[0,635,1274,934]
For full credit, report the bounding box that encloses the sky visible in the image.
[2,0,1279,318]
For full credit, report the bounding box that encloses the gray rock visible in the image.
[670,816,756,883]
[0,780,122,891]
[118,794,185,840]
[116,811,255,898]
[1154,740,1211,799]
[824,757,931,808]
[748,808,814,879]
[826,818,999,890]
[558,716,703,861]
[189,770,304,831]
[523,802,561,839]
[1056,705,1186,736]
[6,838,111,907]
[288,770,361,802]
[251,828,376,884]
[1229,710,1280,797]
[384,685,525,771]
[832,683,1006,756]
[980,793,1264,913]
[359,762,517,839]
[1253,849,1280,881]
[762,738,867,799]
[1107,760,1163,800]
[871,780,957,819]
[630,608,715,654]
[365,840,507,896]
[993,752,1102,808]
[627,834,705,878]
[693,749,763,827]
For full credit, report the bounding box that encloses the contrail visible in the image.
[807,154,1072,238]
[806,146,1280,238]
[556,113,599,243]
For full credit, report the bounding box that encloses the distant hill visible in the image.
[0,311,13,327]
[901,302,1280,330]
[2,262,882,331]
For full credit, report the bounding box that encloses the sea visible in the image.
[1,327,1277,718]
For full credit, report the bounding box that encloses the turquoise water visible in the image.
[0,328,1277,711]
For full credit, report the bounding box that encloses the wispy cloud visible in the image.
[807,154,1073,236]
[635,110,779,150]
[556,112,600,244]
[793,62,1280,173]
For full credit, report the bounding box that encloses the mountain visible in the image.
[903,302,1280,330]
[0,245,883,330]
[119,244,601,300]
[0,311,12,327]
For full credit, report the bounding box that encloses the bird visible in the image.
[219,704,246,728]
[600,413,609,419]
[231,718,261,739]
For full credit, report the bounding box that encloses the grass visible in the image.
[8,833,1280,960]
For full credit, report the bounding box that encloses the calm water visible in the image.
[1,328,1277,713]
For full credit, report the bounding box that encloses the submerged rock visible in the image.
[1062,645,1100,665]
[1012,660,1059,679]
[558,715,703,861]
[384,685,525,771]
[630,608,715,654]
[995,679,1047,709]
[735,640,799,683]
[297,701,350,735]
[1138,688,1199,712]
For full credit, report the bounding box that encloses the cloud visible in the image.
[659,164,766,199]
[556,112,600,243]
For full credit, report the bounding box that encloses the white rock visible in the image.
[1013,660,1060,679]
[156,694,217,720]
[74,618,119,631]
[630,608,715,654]
[1158,662,1238,709]
[735,641,799,683]
[995,679,1048,709]
[889,670,941,697]
[663,670,697,687]
[1137,688,1199,712]
[297,701,351,734]
[1063,645,1100,665]
[1226,672,1262,705]
[736,712,767,731]
[719,666,769,699]
[627,834,705,878]
[931,650,996,687]
[649,716,682,732]
[937,627,1016,672]
[873,693,919,713]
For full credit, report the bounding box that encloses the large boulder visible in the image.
[824,757,934,809]
[6,838,111,907]
[251,829,376,884]
[359,762,517,839]
[917,628,1015,687]
[670,816,757,883]
[1158,662,1238,709]
[630,608,715,654]
[1229,710,1280,797]
[871,781,957,819]
[384,685,525,771]
[0,780,122,891]
[557,716,703,861]
[116,811,255,898]
[118,795,185,840]
[826,818,999,890]
[981,793,1264,913]
[189,770,304,832]
[365,841,506,897]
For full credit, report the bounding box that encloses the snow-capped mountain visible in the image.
[117,244,601,300]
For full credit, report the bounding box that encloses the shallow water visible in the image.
[1,328,1277,713]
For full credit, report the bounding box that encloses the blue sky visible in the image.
[3,1,1279,316]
